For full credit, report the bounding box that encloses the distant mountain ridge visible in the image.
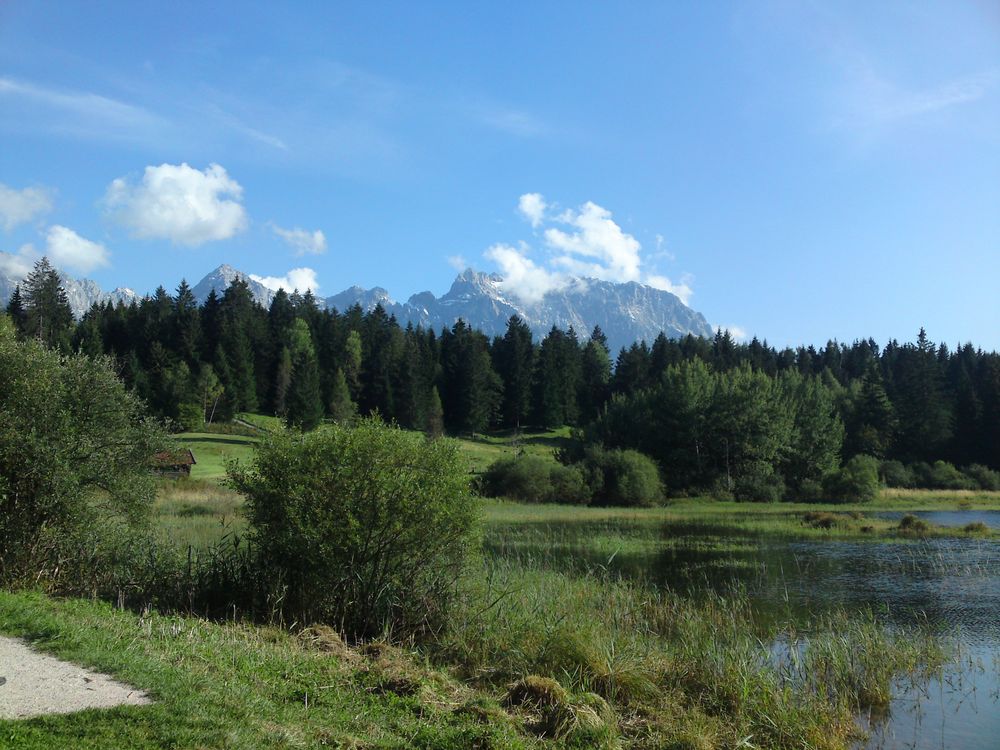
[187,265,712,353]
[0,262,713,354]
[0,269,137,319]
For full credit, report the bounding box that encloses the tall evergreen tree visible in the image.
[493,316,534,428]
[22,257,73,349]
[286,349,323,431]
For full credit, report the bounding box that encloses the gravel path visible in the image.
[0,636,151,719]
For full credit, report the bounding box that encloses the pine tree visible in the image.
[286,350,323,431]
[424,385,444,438]
[493,316,534,428]
[891,329,952,461]
[22,257,73,349]
[5,285,26,336]
[579,328,611,421]
[328,367,357,423]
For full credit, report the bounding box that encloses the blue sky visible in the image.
[0,1,998,348]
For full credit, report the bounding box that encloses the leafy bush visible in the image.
[925,461,976,490]
[879,460,915,489]
[733,462,785,503]
[548,462,591,505]
[583,446,665,507]
[898,513,929,536]
[0,319,165,586]
[228,417,478,639]
[963,464,1000,491]
[176,402,206,432]
[822,455,880,503]
[480,455,591,504]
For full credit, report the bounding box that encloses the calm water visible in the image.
[489,513,1000,750]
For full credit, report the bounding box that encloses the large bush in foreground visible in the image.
[0,317,164,585]
[229,417,478,639]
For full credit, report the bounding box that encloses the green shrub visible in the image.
[548,462,591,505]
[733,462,785,503]
[926,461,976,490]
[898,513,929,536]
[481,455,591,504]
[583,446,665,507]
[228,417,478,639]
[176,402,206,432]
[879,460,915,489]
[963,464,1000,491]
[0,320,165,586]
[822,454,880,503]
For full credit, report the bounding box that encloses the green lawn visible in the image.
[452,426,571,474]
[173,433,258,481]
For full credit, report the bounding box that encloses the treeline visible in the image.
[6,258,1000,483]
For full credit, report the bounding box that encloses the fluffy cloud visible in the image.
[0,225,109,278]
[488,194,696,306]
[485,242,567,304]
[517,193,547,228]
[271,224,327,256]
[645,274,693,306]
[545,201,642,282]
[105,163,247,246]
[0,183,52,231]
[0,245,35,279]
[45,225,110,273]
[250,267,320,294]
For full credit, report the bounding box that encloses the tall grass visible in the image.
[432,557,946,749]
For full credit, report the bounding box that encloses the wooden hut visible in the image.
[151,448,197,479]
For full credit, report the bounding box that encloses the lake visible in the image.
[487,511,1000,750]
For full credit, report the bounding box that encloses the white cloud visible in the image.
[717,324,748,342]
[645,274,693,306]
[250,267,320,294]
[0,244,37,279]
[0,76,165,135]
[485,243,567,304]
[834,66,999,131]
[105,163,247,246]
[544,201,643,283]
[517,193,547,228]
[485,195,698,306]
[447,254,468,271]
[0,183,52,231]
[271,224,327,256]
[1,226,109,278]
[44,225,110,273]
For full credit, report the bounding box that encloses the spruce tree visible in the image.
[286,350,324,431]
[494,316,534,428]
[5,285,26,336]
[328,367,357,423]
[22,257,73,349]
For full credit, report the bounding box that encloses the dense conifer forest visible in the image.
[7,259,1000,497]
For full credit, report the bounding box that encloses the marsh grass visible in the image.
[433,558,947,749]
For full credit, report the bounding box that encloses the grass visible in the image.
[449,427,572,475]
[0,591,542,750]
[172,433,258,481]
[234,412,284,432]
[153,479,246,549]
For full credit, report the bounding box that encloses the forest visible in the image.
[7,257,1000,499]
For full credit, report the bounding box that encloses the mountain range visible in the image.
[2,263,713,354]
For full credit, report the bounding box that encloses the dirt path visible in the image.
[0,636,151,719]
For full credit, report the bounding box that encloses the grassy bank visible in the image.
[0,591,539,750]
[0,566,946,750]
